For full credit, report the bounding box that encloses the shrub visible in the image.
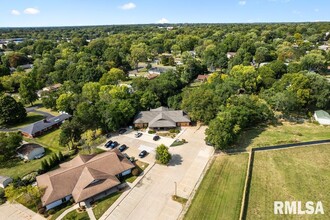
[43,213,49,218]
[148,130,156,134]
[132,168,140,176]
[48,209,55,215]
[0,188,4,198]
[38,207,46,214]
[169,128,180,134]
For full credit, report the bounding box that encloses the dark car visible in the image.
[119,144,127,152]
[105,140,113,148]
[139,150,148,158]
[109,141,119,149]
[153,135,160,141]
[135,132,142,138]
[118,128,127,135]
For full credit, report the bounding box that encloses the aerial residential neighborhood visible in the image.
[0,1,330,220]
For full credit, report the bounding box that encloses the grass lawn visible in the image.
[185,153,249,220]
[93,191,122,219]
[125,160,149,183]
[7,112,45,129]
[0,129,66,178]
[50,202,73,220]
[236,121,330,149]
[63,209,89,220]
[37,107,61,116]
[246,144,330,220]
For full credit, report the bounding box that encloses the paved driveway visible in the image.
[101,126,214,220]
[0,202,45,220]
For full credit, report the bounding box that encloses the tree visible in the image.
[0,132,22,161]
[5,185,43,211]
[155,144,171,165]
[300,51,326,73]
[130,43,149,71]
[56,93,78,114]
[139,90,161,110]
[255,47,270,64]
[82,82,101,103]
[99,68,126,85]
[0,95,26,125]
[59,119,83,149]
[18,76,38,106]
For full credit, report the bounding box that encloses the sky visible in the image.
[0,0,329,27]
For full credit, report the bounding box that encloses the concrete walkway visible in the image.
[84,200,96,220]
[100,162,156,220]
[55,204,79,220]
[0,202,45,220]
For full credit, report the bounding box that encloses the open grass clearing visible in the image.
[184,153,248,220]
[236,121,330,149]
[246,144,330,220]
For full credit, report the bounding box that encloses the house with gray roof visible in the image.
[133,107,190,129]
[0,176,12,188]
[17,143,45,160]
[19,113,71,138]
[314,110,330,125]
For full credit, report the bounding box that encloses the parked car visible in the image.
[139,150,148,158]
[119,144,127,152]
[135,132,142,138]
[153,135,160,141]
[105,140,113,148]
[106,133,112,138]
[109,141,119,149]
[118,128,127,134]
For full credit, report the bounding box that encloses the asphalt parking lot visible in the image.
[100,129,177,163]
[101,126,214,220]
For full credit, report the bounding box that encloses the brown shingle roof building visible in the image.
[133,106,190,129]
[37,149,134,210]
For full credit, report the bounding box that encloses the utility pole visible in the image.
[174,181,177,196]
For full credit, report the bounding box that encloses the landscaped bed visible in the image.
[185,153,248,220]
[125,160,149,183]
[63,208,90,220]
[246,144,330,220]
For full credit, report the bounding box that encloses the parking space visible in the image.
[0,202,45,220]
[100,129,177,164]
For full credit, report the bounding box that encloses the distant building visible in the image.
[314,110,330,125]
[318,45,329,51]
[0,176,13,188]
[226,52,237,59]
[37,149,134,210]
[196,74,209,82]
[37,83,62,97]
[20,114,71,138]
[134,106,190,129]
[17,143,45,160]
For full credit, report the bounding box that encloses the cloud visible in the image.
[158,18,169,24]
[11,9,20,15]
[23,7,40,15]
[239,1,246,6]
[119,2,136,10]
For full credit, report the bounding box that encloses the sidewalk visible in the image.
[99,162,155,220]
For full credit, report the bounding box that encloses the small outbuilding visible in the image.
[17,143,45,160]
[0,176,13,188]
[314,110,330,125]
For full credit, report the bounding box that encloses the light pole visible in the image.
[174,181,177,197]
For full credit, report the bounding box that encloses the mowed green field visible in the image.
[237,122,330,149]
[246,144,330,220]
[185,153,248,220]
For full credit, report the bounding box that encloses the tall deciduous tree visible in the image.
[19,76,38,106]
[0,95,26,125]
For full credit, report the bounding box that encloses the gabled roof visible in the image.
[37,149,134,206]
[16,143,44,155]
[314,110,330,120]
[19,114,71,136]
[134,106,190,128]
